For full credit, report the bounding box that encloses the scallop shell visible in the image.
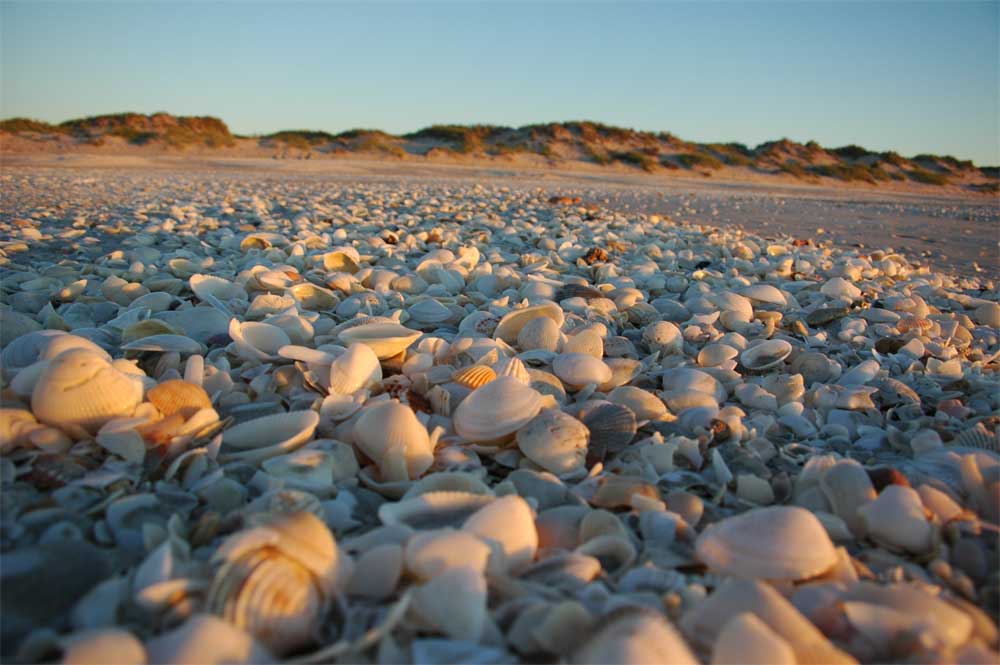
[328,343,382,395]
[220,410,319,462]
[493,356,531,385]
[338,323,421,359]
[453,376,543,443]
[189,274,247,301]
[147,379,213,419]
[516,409,590,475]
[31,349,145,433]
[556,283,604,301]
[695,506,837,580]
[579,402,637,461]
[353,401,434,482]
[552,353,612,389]
[207,511,345,655]
[740,339,792,372]
[228,319,291,362]
[494,301,565,344]
[451,364,497,389]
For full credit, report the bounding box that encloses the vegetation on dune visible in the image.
[266,130,337,150]
[0,118,69,134]
[583,143,613,165]
[830,144,874,160]
[677,152,725,171]
[616,150,658,172]
[779,162,809,179]
[906,168,950,186]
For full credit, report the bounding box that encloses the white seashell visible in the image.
[462,494,538,573]
[642,320,683,354]
[145,615,272,665]
[494,301,565,344]
[740,339,792,371]
[328,343,382,395]
[220,410,319,462]
[818,459,876,538]
[338,322,421,359]
[412,566,487,642]
[122,334,204,355]
[189,274,247,302]
[404,528,492,578]
[607,386,667,421]
[345,542,403,600]
[661,367,726,403]
[60,628,147,665]
[453,376,542,443]
[379,491,495,530]
[742,283,787,306]
[493,356,531,385]
[698,342,738,368]
[517,315,562,352]
[31,349,145,433]
[973,302,1000,327]
[570,609,698,665]
[516,409,589,475]
[552,353,612,389]
[319,246,361,273]
[244,294,295,319]
[695,506,837,580]
[228,319,290,362]
[354,401,434,481]
[712,613,796,665]
[820,277,861,300]
[287,282,338,311]
[856,485,933,554]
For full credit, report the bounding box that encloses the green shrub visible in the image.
[0,118,67,134]
[617,151,657,172]
[830,144,872,160]
[907,168,949,186]
[677,152,724,170]
[779,162,808,179]
[583,143,612,165]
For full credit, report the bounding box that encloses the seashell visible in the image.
[494,301,565,344]
[122,334,204,355]
[206,512,346,655]
[698,342,738,368]
[953,422,999,452]
[338,322,421,359]
[407,297,454,325]
[805,306,850,326]
[0,307,43,347]
[820,277,861,300]
[591,475,660,509]
[973,302,1000,327]
[145,614,274,664]
[516,409,590,475]
[517,315,563,352]
[121,319,182,344]
[60,628,147,665]
[189,274,247,302]
[563,329,603,358]
[147,379,212,419]
[2,330,106,372]
[379,491,496,530]
[695,506,837,580]
[319,247,361,273]
[451,364,497,389]
[328,343,382,395]
[607,386,666,421]
[156,307,231,344]
[244,293,295,319]
[287,282,338,311]
[570,608,698,665]
[791,351,841,385]
[493,355,531,385]
[711,613,796,665]
[661,367,726,403]
[453,376,542,443]
[228,319,290,362]
[579,402,637,461]
[353,401,434,482]
[240,231,286,251]
[740,339,792,372]
[856,484,933,554]
[404,528,492,579]
[742,283,787,306]
[818,459,876,538]
[463,494,538,573]
[552,353,612,389]
[32,349,145,433]
[412,566,487,642]
[220,410,319,462]
[346,543,403,600]
[557,283,604,301]
[642,321,683,355]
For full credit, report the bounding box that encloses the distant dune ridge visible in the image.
[2,112,997,193]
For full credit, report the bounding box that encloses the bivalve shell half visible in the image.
[31,349,145,433]
[328,343,382,396]
[190,274,247,302]
[220,410,319,462]
[353,401,434,481]
[453,376,542,443]
[463,494,538,573]
[147,379,212,419]
[451,364,497,390]
[338,323,421,359]
[570,608,698,665]
[740,339,792,372]
[228,319,290,362]
[695,506,837,581]
[378,491,495,530]
[494,301,565,344]
[552,353,612,389]
[516,409,590,475]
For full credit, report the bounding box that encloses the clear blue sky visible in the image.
[2,1,998,164]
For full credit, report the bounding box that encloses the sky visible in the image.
[2,1,998,164]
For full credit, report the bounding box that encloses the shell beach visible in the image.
[0,166,998,665]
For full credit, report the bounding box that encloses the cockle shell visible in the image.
[328,343,382,395]
[147,379,212,419]
[353,401,434,481]
[740,339,792,371]
[493,356,531,384]
[451,364,497,389]
[517,315,562,352]
[338,322,421,359]
[228,319,290,362]
[220,410,319,462]
[856,485,933,554]
[579,402,637,460]
[453,376,543,443]
[695,506,837,580]
[31,349,145,433]
[494,301,565,344]
[516,409,589,475]
[463,494,538,573]
[207,511,346,655]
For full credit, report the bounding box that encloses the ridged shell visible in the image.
[493,356,531,385]
[556,283,604,301]
[740,339,792,371]
[229,319,291,361]
[494,301,565,344]
[453,376,543,443]
[451,364,497,389]
[31,349,145,432]
[896,317,933,334]
[695,506,837,580]
[378,491,496,529]
[147,379,213,419]
[220,410,319,462]
[517,315,563,352]
[953,423,999,452]
[189,274,247,301]
[338,323,421,359]
[579,402,637,461]
[354,401,434,481]
[516,409,590,475]
[328,343,382,395]
[208,512,344,655]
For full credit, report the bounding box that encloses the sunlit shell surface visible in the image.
[354,400,434,481]
[453,376,543,442]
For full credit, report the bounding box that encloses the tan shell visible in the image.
[353,401,434,481]
[319,247,361,273]
[378,491,496,530]
[451,364,497,389]
[338,323,422,359]
[453,376,543,443]
[712,613,796,665]
[516,409,590,475]
[695,506,837,580]
[287,282,339,311]
[404,528,492,578]
[147,380,212,419]
[856,485,933,554]
[740,339,793,371]
[220,410,320,462]
[328,343,382,396]
[463,494,538,573]
[412,566,487,642]
[494,301,565,344]
[31,349,145,433]
[570,608,698,665]
[189,274,247,301]
[122,319,182,344]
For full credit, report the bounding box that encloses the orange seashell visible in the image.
[147,379,212,419]
[451,364,497,389]
[897,317,932,334]
[137,413,186,445]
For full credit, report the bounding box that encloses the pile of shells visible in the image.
[0,174,998,664]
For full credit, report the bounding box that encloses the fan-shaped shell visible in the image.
[493,356,531,385]
[220,410,319,462]
[740,339,793,371]
[453,376,543,443]
[338,323,421,359]
[354,401,434,481]
[189,274,247,301]
[494,301,565,344]
[517,315,562,352]
[451,364,497,389]
[580,402,637,459]
[31,349,145,432]
[695,506,837,580]
[328,343,382,395]
[516,409,590,475]
[556,283,604,301]
[148,379,213,419]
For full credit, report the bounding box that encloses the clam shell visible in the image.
[607,386,666,421]
[220,410,319,462]
[328,343,382,395]
[552,353,612,389]
[122,319,181,343]
[516,315,562,352]
[319,247,361,273]
[494,301,565,344]
[740,339,792,371]
[287,282,338,311]
[453,376,543,443]
[451,364,497,390]
[462,494,538,573]
[228,319,290,361]
[123,334,204,355]
[516,409,589,475]
[412,566,487,642]
[856,485,933,554]
[378,491,495,529]
[354,401,434,481]
[579,402,637,461]
[695,506,837,580]
[404,528,492,579]
[189,274,247,302]
[147,379,212,419]
[570,608,698,665]
[31,349,145,433]
[338,322,421,359]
